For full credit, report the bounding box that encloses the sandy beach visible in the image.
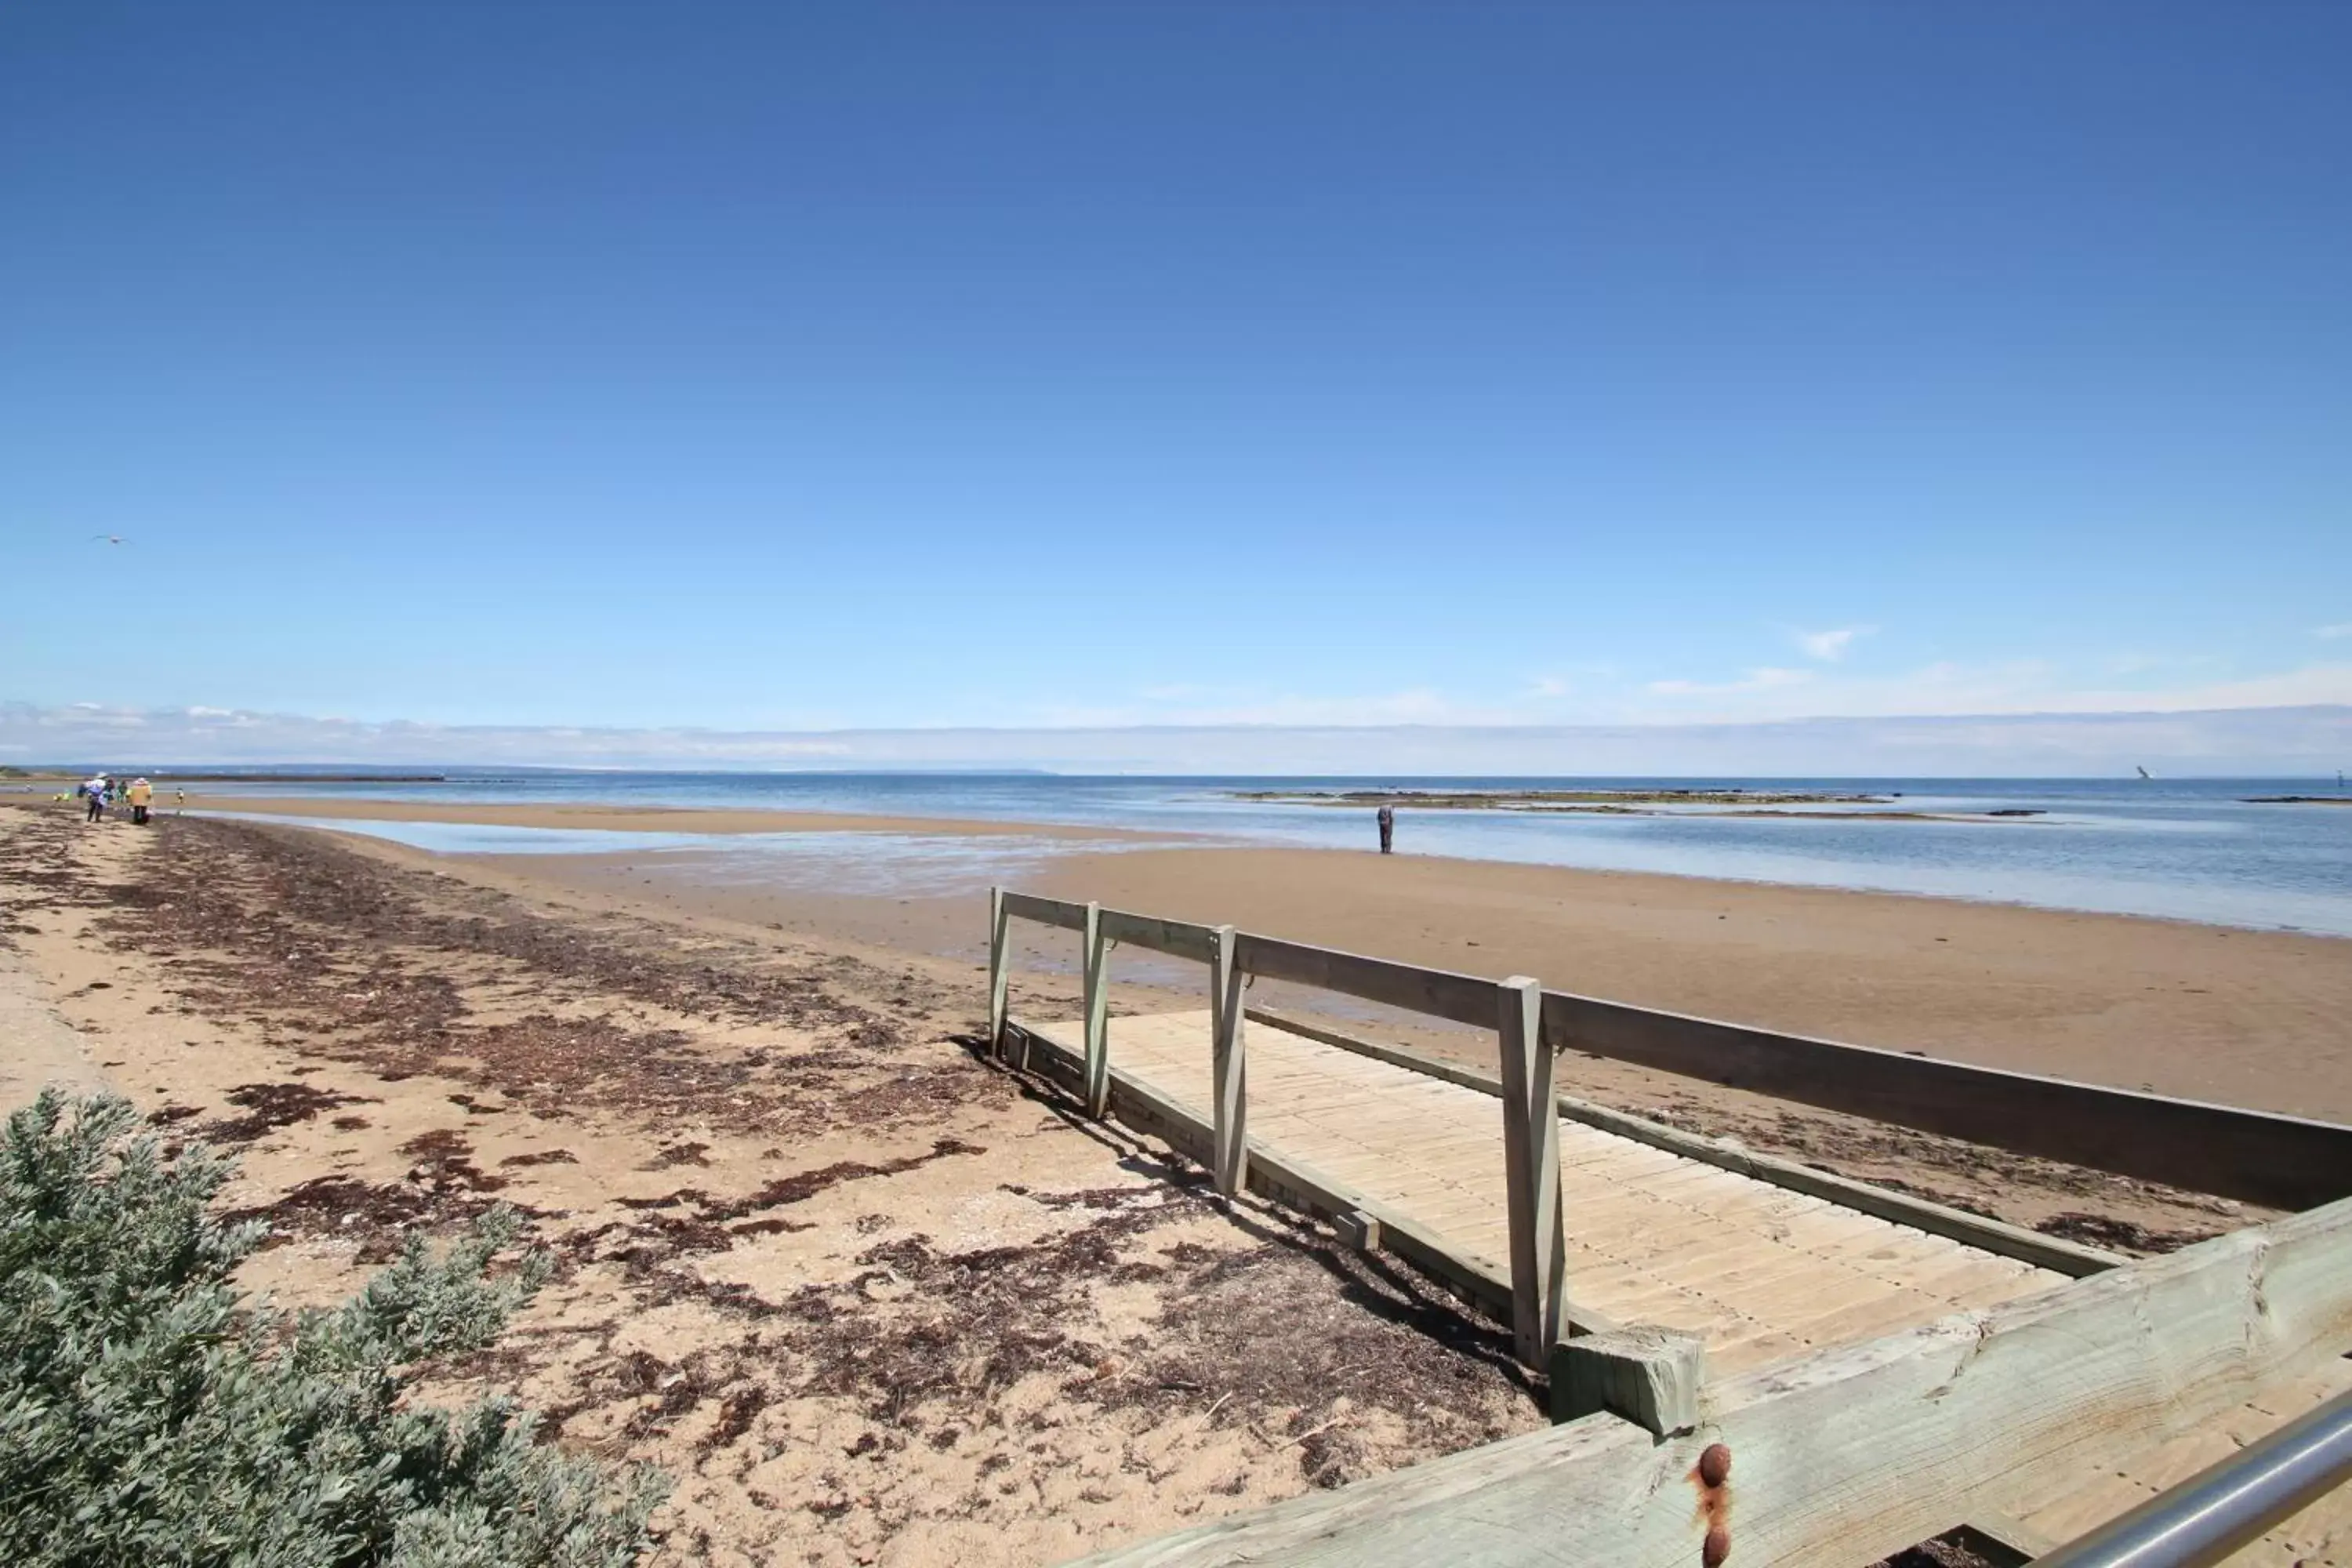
[0,804,1541,1567]
[7,796,2346,1561]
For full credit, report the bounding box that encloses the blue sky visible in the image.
[3,1,2348,752]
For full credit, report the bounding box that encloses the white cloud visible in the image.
[2316,623,2352,641]
[1794,626,1874,662]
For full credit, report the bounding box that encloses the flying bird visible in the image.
[91,534,129,546]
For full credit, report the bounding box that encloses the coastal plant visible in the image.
[0,1090,665,1566]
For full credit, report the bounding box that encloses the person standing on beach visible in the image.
[128,777,153,825]
[84,775,107,823]
[1377,802,1395,855]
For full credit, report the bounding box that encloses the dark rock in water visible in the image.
[1984,808,2044,817]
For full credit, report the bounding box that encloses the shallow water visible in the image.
[191,774,2352,935]
[194,811,1170,899]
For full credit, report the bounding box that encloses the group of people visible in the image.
[74,774,174,826]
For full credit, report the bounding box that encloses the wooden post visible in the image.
[1549,1325,1705,1433]
[986,885,1010,1061]
[1210,924,1248,1196]
[1081,901,1110,1117]
[1499,975,1565,1367]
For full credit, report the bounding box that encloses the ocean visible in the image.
[169,771,2352,938]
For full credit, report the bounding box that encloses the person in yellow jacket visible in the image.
[127,777,154,826]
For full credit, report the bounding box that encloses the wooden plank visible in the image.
[1001,889,1089,931]
[1543,988,2352,1212]
[1246,1004,2118,1277]
[1014,1019,1540,1327]
[1497,975,1563,1367]
[1100,906,1219,964]
[1006,1014,1616,1335]
[1069,1195,2352,1567]
[1235,933,1499,1029]
[1210,925,1247,1196]
[986,886,1010,1058]
[1081,902,1110,1118]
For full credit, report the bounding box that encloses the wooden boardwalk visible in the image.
[1023,1008,2066,1377]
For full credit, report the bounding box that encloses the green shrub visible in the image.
[0,1091,665,1566]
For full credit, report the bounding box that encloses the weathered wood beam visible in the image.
[1066,1195,2352,1567]
[1235,934,1497,1029]
[1496,977,1563,1367]
[1209,925,1247,1197]
[1098,907,1219,964]
[1081,902,1110,1118]
[986,886,1010,1059]
[1542,989,2352,1211]
[1000,889,1090,930]
[1550,1324,1705,1435]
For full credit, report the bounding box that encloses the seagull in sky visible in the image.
[91,534,129,546]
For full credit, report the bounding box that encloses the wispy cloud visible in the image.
[1648,667,1815,699]
[1793,626,1874,662]
[2316,623,2352,641]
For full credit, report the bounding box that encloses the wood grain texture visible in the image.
[1081,902,1110,1117]
[985,886,1009,1058]
[1019,1010,2067,1380]
[1069,1196,2352,1566]
[1542,987,2352,1210]
[1001,889,1089,931]
[1209,925,1248,1197]
[1551,1325,1706,1435]
[1234,933,1498,1029]
[1243,1003,2119,1277]
[1099,907,1219,964]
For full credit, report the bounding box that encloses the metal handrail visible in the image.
[2031,1387,2352,1566]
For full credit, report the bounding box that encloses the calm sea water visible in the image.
[183,771,2352,937]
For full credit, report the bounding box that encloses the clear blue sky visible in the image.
[4,1,2347,740]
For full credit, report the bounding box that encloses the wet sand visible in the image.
[441,832,2352,1122]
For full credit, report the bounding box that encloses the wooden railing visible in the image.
[986,887,2352,1371]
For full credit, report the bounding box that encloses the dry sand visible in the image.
[0,804,1540,1567]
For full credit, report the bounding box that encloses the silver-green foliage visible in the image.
[0,1091,666,1566]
